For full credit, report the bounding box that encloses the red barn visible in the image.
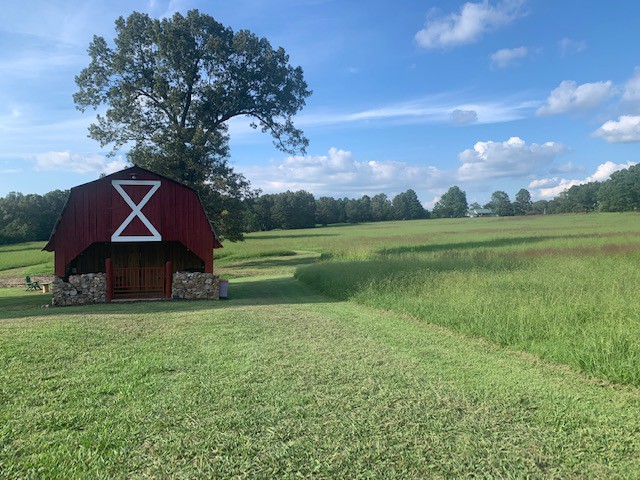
[44,166,222,301]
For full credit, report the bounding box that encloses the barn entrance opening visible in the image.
[112,243,165,299]
[63,240,208,301]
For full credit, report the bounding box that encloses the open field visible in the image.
[1,213,640,477]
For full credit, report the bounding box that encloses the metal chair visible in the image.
[25,276,41,291]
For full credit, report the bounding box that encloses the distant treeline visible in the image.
[0,190,68,245]
[243,189,428,231]
[1,163,639,243]
[479,162,640,217]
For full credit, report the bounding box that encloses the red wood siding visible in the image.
[45,166,218,277]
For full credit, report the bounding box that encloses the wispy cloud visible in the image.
[228,93,539,142]
[0,51,82,77]
[35,151,127,174]
[307,95,537,127]
[622,67,640,102]
[558,37,586,56]
[490,46,528,68]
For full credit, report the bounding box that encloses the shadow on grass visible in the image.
[378,235,554,256]
[249,232,338,240]
[226,276,337,305]
[0,244,47,253]
[227,254,320,271]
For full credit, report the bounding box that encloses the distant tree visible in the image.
[513,188,532,215]
[335,198,348,224]
[315,197,341,226]
[531,200,548,215]
[344,198,361,223]
[272,191,316,229]
[568,183,600,212]
[469,201,482,210]
[432,186,468,218]
[598,164,640,211]
[488,191,513,216]
[74,10,311,240]
[247,194,277,231]
[391,189,428,220]
[359,195,372,222]
[342,195,373,224]
[370,193,392,222]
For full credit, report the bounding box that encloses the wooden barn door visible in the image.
[112,244,165,299]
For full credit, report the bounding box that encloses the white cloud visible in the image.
[536,80,616,116]
[622,67,640,102]
[558,38,586,56]
[531,161,636,199]
[588,161,635,182]
[593,115,640,143]
[450,109,478,124]
[415,0,525,50]
[244,147,448,197]
[528,177,558,188]
[35,151,127,175]
[535,178,582,198]
[457,136,567,181]
[490,46,527,68]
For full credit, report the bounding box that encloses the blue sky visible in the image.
[2,0,640,207]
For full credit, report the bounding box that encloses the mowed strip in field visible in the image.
[1,213,639,477]
[1,276,640,478]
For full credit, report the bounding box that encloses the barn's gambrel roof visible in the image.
[44,166,222,277]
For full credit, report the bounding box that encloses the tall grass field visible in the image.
[1,212,640,477]
[292,214,640,387]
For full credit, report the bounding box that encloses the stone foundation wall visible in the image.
[172,272,219,300]
[52,273,107,306]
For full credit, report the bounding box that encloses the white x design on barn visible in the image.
[111,180,162,242]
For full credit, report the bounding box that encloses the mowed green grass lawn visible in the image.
[1,213,640,477]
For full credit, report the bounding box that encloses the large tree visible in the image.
[74,10,311,240]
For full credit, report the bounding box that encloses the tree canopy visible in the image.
[74,10,312,240]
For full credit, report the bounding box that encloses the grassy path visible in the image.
[2,273,640,478]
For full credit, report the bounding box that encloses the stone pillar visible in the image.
[171,272,220,300]
[51,273,107,307]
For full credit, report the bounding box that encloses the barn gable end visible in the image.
[44,166,222,303]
